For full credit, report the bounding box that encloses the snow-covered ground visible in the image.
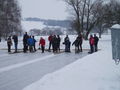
[23,35,120,90]
[21,21,46,32]
[21,20,67,33]
[0,50,89,90]
[0,35,90,90]
[0,34,119,90]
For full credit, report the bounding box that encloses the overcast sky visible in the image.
[18,0,69,20]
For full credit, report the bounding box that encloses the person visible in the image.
[78,34,83,52]
[12,34,18,53]
[7,36,12,52]
[32,36,37,51]
[56,35,61,52]
[27,36,34,52]
[72,37,80,53]
[39,37,45,53]
[48,34,53,51]
[23,32,29,53]
[52,35,58,53]
[94,34,99,52]
[63,35,71,52]
[89,35,95,53]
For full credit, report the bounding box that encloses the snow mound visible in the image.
[111,24,120,29]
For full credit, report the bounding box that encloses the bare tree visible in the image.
[65,0,82,34]
[81,0,105,39]
[85,0,105,39]
[104,0,120,26]
[64,0,120,39]
[64,0,105,39]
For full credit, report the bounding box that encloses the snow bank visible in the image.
[111,24,120,29]
[23,35,120,90]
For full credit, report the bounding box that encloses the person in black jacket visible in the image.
[23,32,29,53]
[94,34,99,52]
[56,35,61,52]
[72,37,80,53]
[78,34,83,52]
[63,35,71,52]
[12,34,18,52]
[52,35,58,53]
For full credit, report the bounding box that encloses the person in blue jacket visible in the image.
[27,36,34,52]
[32,36,37,52]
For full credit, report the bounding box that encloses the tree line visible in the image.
[64,0,120,39]
[0,0,22,39]
[0,0,120,40]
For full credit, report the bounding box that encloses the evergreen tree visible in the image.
[0,0,22,39]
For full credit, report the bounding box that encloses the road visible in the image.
[0,50,88,90]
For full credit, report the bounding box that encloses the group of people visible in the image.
[48,35,61,53]
[7,35,18,53]
[23,32,37,53]
[89,34,99,53]
[7,32,99,54]
[7,32,45,53]
[22,32,46,53]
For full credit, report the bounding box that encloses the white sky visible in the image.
[18,0,69,20]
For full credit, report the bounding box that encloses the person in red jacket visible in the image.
[39,37,45,53]
[48,35,53,51]
[89,35,95,53]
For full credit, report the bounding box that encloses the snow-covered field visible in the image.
[21,21,46,32]
[23,35,120,90]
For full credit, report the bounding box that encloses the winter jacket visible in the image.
[39,38,45,46]
[72,39,79,47]
[27,38,34,46]
[12,35,18,44]
[33,38,36,45]
[52,36,58,46]
[63,37,71,45]
[77,36,83,45]
[7,37,12,46]
[56,37,61,46]
[48,35,53,42]
[89,37,95,45]
[23,34,29,44]
[94,36,99,45]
